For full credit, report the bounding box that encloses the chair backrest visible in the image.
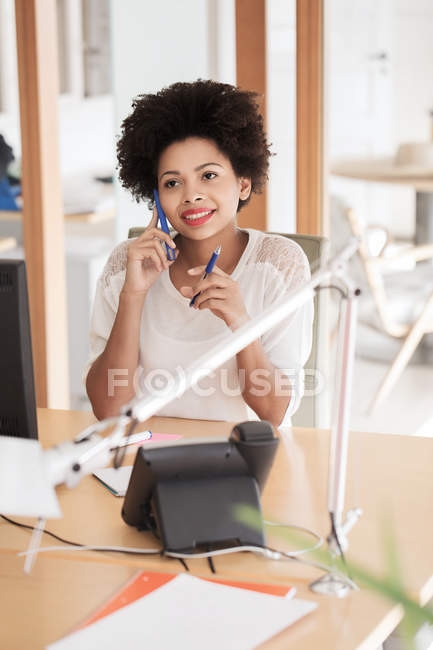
[329,196,369,292]
[329,196,399,336]
[128,227,329,429]
[271,233,329,429]
[128,227,151,239]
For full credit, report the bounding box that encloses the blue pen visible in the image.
[189,245,222,307]
[153,188,176,261]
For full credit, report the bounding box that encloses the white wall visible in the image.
[328,0,397,233]
[109,0,236,242]
[391,0,433,144]
[266,0,296,234]
[109,0,299,239]
[0,0,19,116]
[328,0,433,239]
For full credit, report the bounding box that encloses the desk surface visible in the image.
[1,409,432,650]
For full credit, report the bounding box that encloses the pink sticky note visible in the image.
[133,432,183,446]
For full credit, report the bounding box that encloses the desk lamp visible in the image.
[32,240,362,593]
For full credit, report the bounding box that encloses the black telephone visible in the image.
[121,420,279,552]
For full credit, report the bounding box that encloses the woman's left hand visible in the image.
[180,265,250,330]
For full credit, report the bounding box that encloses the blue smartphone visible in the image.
[153,189,175,261]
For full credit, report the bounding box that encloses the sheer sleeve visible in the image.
[82,241,129,384]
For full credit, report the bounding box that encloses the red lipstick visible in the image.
[180,208,215,227]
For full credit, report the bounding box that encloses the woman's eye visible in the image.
[165,179,179,188]
[203,171,217,180]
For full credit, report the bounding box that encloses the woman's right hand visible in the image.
[122,207,177,296]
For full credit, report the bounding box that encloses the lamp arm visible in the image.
[42,415,131,488]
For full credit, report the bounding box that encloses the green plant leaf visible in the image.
[234,502,433,646]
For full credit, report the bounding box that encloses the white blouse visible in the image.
[85,228,314,424]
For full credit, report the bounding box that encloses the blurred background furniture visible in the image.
[330,196,433,411]
[0,234,113,410]
[331,157,433,245]
[0,236,16,252]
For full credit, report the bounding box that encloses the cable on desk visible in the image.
[263,520,323,554]
[1,513,322,557]
[6,517,353,590]
[17,543,269,559]
[271,549,359,592]
[4,514,356,589]
[16,542,358,590]
[329,511,352,580]
[3,513,322,560]
[330,512,345,559]
[207,544,216,574]
[160,543,355,592]
[0,515,174,562]
[14,542,293,562]
[1,514,84,547]
[177,557,190,572]
[113,417,138,469]
[18,544,162,556]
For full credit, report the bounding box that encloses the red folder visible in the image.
[79,571,296,630]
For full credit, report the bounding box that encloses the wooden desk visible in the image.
[1,408,432,649]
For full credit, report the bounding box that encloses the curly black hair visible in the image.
[116,79,271,211]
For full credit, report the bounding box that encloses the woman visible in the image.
[85,80,313,426]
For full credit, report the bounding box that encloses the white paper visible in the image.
[0,436,61,518]
[92,465,132,496]
[47,574,317,650]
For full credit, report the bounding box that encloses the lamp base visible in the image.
[309,573,352,598]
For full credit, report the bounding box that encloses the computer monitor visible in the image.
[0,259,38,439]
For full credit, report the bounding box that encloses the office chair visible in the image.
[128,227,329,429]
[269,233,329,428]
[330,196,433,411]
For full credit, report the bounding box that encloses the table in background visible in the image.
[331,158,433,244]
[1,408,432,650]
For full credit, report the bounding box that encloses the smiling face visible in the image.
[157,137,251,240]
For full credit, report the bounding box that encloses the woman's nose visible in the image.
[182,182,204,204]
